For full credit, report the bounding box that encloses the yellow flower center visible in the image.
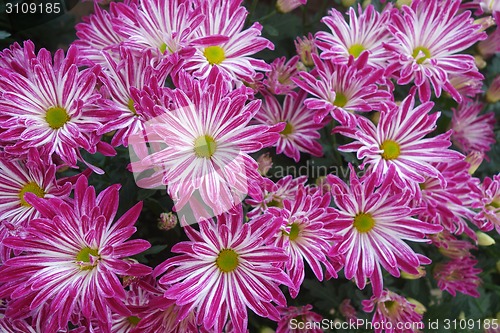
[348,43,365,58]
[45,106,70,129]
[216,249,239,273]
[287,222,301,241]
[127,98,137,115]
[204,46,226,65]
[267,198,283,208]
[334,92,348,108]
[412,46,431,64]
[353,213,375,233]
[19,182,45,207]
[75,246,100,270]
[280,122,294,136]
[488,199,500,209]
[127,316,141,325]
[380,140,401,160]
[194,135,217,158]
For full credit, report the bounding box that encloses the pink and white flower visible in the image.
[265,56,300,95]
[153,209,292,333]
[276,304,322,333]
[0,176,151,332]
[434,257,482,297]
[327,165,442,296]
[253,92,325,162]
[476,174,500,234]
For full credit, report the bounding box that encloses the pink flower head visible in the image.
[476,174,500,234]
[253,91,325,162]
[183,0,274,82]
[385,0,486,102]
[451,101,496,154]
[265,56,300,95]
[335,92,462,188]
[327,165,442,296]
[430,231,477,259]
[132,69,282,218]
[153,209,292,333]
[0,45,114,174]
[295,33,318,67]
[448,70,484,99]
[293,53,393,123]
[276,304,322,333]
[0,176,151,332]
[0,40,36,77]
[434,257,482,297]
[269,186,339,297]
[316,4,395,68]
[362,290,424,333]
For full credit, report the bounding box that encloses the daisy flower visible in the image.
[137,70,282,217]
[253,92,325,162]
[293,54,393,123]
[276,304,322,333]
[245,175,308,218]
[476,174,500,234]
[265,56,300,95]
[269,186,338,297]
[362,290,424,333]
[182,0,274,81]
[112,0,203,57]
[385,0,486,102]
[153,209,292,333]
[327,165,442,296]
[316,4,395,68]
[451,101,496,154]
[0,45,114,173]
[434,257,482,297]
[334,92,462,188]
[0,176,152,332]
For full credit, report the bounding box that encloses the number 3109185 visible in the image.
[5,2,61,14]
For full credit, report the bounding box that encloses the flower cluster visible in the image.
[0,0,498,332]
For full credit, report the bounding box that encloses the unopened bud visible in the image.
[465,151,484,175]
[407,298,426,315]
[476,231,496,246]
[158,212,178,231]
[257,153,273,176]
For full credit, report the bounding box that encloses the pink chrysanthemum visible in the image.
[253,92,325,162]
[293,54,393,123]
[384,0,486,102]
[112,0,203,57]
[448,70,484,99]
[414,159,484,239]
[327,165,442,296]
[294,33,318,67]
[153,210,292,333]
[434,257,482,297]
[265,56,300,95]
[245,175,308,218]
[276,304,322,333]
[0,40,36,77]
[134,70,282,217]
[182,0,274,81]
[95,48,173,147]
[74,3,125,66]
[316,5,395,68]
[335,92,462,188]
[430,231,476,259]
[362,290,424,333]
[269,186,338,297]
[0,176,151,332]
[0,45,114,173]
[476,174,500,233]
[451,101,496,154]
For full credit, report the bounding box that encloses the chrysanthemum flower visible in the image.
[434,257,482,297]
[451,101,496,154]
[476,174,500,234]
[265,56,300,95]
[0,176,151,332]
[182,0,274,81]
[414,160,484,239]
[136,70,282,217]
[269,186,338,297]
[316,5,395,68]
[448,70,484,99]
[276,304,322,333]
[430,231,476,259]
[0,45,114,173]
[294,33,318,67]
[111,0,204,58]
[293,54,393,123]
[384,0,486,102]
[253,92,325,162]
[362,290,424,333]
[153,209,292,333]
[245,175,308,218]
[95,48,173,147]
[327,165,442,296]
[74,2,125,66]
[334,92,462,188]
[0,40,36,77]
